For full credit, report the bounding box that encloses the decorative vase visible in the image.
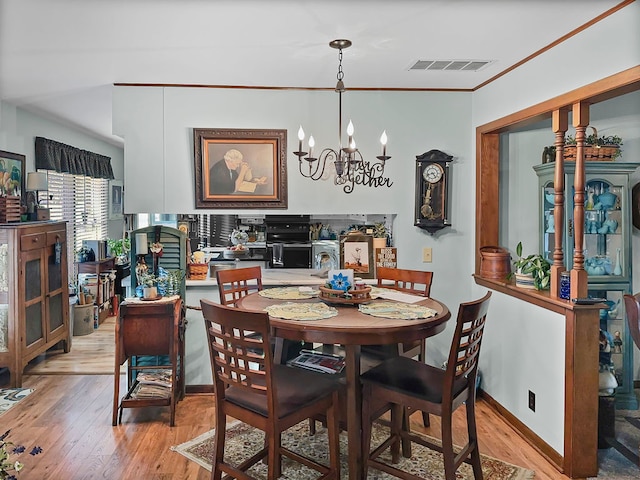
[613,248,622,276]
[479,246,511,281]
[373,237,387,251]
[143,286,157,299]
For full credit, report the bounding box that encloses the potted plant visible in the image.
[372,222,388,250]
[508,242,551,290]
[138,272,158,299]
[107,238,131,265]
[543,128,623,162]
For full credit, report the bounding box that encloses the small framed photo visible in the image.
[109,180,124,219]
[339,233,375,279]
[193,128,288,209]
[0,149,26,203]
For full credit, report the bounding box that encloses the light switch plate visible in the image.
[422,247,432,263]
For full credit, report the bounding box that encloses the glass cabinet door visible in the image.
[591,285,637,409]
[581,178,625,280]
[22,249,46,354]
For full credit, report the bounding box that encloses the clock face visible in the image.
[423,163,444,184]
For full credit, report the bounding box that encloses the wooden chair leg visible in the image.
[112,366,120,426]
[212,410,226,480]
[441,412,456,480]
[401,407,412,458]
[327,391,340,479]
[267,428,282,479]
[390,403,403,464]
[361,384,374,479]
[466,400,484,480]
[309,417,316,435]
[422,411,430,426]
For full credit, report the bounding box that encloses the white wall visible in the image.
[0,101,126,240]
[472,2,640,455]
[113,86,476,367]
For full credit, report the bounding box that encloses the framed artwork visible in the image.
[109,180,124,219]
[193,128,287,209]
[339,233,375,279]
[0,150,26,203]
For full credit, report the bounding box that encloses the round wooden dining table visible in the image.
[237,289,451,480]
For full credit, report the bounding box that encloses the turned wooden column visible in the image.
[569,102,589,299]
[550,108,568,297]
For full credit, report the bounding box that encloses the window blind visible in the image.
[47,171,108,281]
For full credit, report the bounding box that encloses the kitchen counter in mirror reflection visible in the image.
[186,268,333,287]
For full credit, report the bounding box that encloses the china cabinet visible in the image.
[0,221,70,387]
[534,161,640,408]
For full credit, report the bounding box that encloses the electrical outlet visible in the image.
[422,247,432,263]
[528,390,536,412]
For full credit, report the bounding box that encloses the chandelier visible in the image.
[295,39,392,194]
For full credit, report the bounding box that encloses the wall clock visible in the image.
[415,149,453,234]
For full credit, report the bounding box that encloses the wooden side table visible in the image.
[112,295,185,426]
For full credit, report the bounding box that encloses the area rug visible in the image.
[589,405,640,480]
[172,421,535,479]
[0,388,33,416]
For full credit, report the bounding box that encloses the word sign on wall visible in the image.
[376,247,397,269]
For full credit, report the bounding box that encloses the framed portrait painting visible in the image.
[339,233,375,279]
[0,150,26,203]
[193,128,287,209]
[109,180,124,219]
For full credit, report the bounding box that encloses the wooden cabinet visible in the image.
[0,221,70,387]
[535,161,640,408]
[112,296,185,426]
[76,257,115,324]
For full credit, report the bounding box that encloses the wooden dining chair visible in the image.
[216,265,306,362]
[623,293,640,351]
[360,291,491,480]
[200,299,342,480]
[364,266,434,426]
[216,265,263,307]
[623,293,640,466]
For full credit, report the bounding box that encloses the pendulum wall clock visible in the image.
[414,149,453,234]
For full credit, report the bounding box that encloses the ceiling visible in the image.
[0,0,625,147]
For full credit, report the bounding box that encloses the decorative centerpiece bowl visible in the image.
[230,230,249,245]
[318,285,371,305]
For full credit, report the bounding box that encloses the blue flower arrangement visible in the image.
[328,272,351,292]
[0,430,43,479]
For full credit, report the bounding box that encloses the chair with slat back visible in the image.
[216,265,263,307]
[624,293,640,466]
[623,293,640,350]
[360,291,491,480]
[366,266,434,427]
[200,299,342,480]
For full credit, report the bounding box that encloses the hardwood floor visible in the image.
[5,317,572,479]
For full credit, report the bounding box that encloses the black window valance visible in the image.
[35,136,114,179]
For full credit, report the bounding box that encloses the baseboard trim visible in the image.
[186,384,214,395]
[478,389,565,473]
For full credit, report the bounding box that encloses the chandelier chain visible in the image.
[337,49,344,82]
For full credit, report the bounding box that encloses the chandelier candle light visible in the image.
[295,39,392,194]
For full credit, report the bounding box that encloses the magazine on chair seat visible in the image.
[287,350,345,374]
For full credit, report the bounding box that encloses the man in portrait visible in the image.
[209,148,267,195]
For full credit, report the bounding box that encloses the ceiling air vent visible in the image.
[409,60,493,72]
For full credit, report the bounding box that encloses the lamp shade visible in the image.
[26,172,48,191]
[135,233,149,255]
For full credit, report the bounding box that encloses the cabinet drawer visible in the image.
[20,232,46,251]
[47,229,66,246]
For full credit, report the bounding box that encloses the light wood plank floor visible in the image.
[8,317,571,479]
